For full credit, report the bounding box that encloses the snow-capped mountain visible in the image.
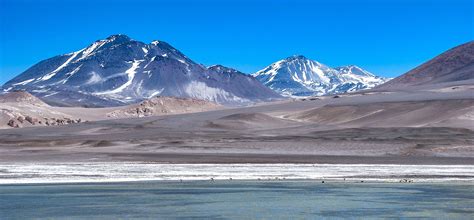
[253,55,390,97]
[3,34,281,107]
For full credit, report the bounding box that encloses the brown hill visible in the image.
[0,91,47,106]
[0,91,81,128]
[377,41,474,89]
[106,96,222,118]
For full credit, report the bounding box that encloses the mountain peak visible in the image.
[208,65,246,76]
[345,64,359,69]
[105,34,132,42]
[336,65,362,71]
[149,40,175,51]
[150,39,172,46]
[335,65,376,77]
[285,55,307,61]
[208,64,227,70]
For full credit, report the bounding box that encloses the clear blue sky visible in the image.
[0,0,472,84]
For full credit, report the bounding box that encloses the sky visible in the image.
[0,0,472,84]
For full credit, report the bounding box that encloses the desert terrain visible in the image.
[0,80,472,165]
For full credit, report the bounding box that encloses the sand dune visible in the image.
[288,99,473,128]
[206,113,297,130]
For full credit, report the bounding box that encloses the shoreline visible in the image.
[2,162,474,185]
[3,154,474,165]
[3,179,474,186]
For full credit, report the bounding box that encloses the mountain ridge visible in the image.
[3,34,281,107]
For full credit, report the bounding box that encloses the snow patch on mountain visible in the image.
[12,78,36,86]
[86,72,102,85]
[77,41,105,61]
[148,88,164,99]
[41,51,82,81]
[184,81,249,104]
[102,60,144,94]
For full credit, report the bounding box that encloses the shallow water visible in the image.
[0,181,473,219]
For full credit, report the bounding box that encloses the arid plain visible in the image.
[1,80,472,165]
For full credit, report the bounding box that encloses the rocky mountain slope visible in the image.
[3,34,281,107]
[253,55,389,97]
[376,41,474,90]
